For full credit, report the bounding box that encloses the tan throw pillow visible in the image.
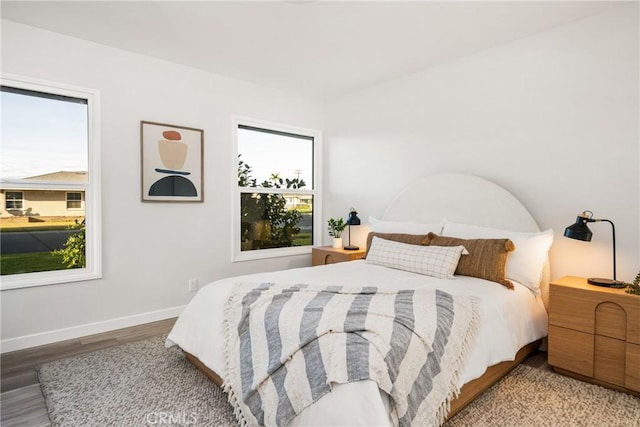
[423,232,516,289]
[364,232,428,258]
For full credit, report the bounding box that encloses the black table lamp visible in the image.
[344,208,361,250]
[564,211,622,287]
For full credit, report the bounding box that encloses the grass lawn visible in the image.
[0,252,68,275]
[1,225,72,232]
[293,233,312,246]
[1,216,84,232]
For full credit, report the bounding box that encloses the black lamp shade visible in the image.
[346,209,361,226]
[563,216,593,242]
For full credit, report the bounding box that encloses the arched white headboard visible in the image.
[383,173,550,309]
[383,173,540,233]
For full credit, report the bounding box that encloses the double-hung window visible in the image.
[66,192,83,210]
[233,117,321,261]
[5,191,23,210]
[0,75,101,289]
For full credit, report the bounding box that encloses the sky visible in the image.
[238,127,313,189]
[1,90,88,180]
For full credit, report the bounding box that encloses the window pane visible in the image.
[1,87,88,276]
[240,192,313,251]
[238,126,313,189]
[1,87,88,181]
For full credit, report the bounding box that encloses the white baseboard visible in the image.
[0,305,185,354]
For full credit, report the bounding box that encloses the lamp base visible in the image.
[343,245,360,251]
[587,277,625,287]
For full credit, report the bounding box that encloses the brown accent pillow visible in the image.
[364,232,428,258]
[423,232,516,289]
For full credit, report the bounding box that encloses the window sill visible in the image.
[0,267,101,290]
[232,245,311,262]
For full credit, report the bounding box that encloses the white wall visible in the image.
[1,20,324,350]
[324,5,639,283]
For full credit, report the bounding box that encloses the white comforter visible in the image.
[166,261,548,426]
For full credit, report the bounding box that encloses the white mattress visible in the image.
[167,261,548,426]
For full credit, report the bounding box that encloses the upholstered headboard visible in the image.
[382,173,550,309]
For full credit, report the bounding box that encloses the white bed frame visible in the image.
[185,173,548,421]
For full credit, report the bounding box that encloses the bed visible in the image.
[166,173,552,426]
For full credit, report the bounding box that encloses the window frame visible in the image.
[232,116,322,262]
[0,74,102,290]
[5,191,24,210]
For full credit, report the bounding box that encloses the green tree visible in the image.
[238,156,306,250]
[52,220,86,268]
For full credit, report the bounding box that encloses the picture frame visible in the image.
[141,121,204,202]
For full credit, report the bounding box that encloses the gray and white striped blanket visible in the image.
[223,283,479,427]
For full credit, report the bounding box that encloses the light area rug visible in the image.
[37,335,640,427]
[37,335,235,426]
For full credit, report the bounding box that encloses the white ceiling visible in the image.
[1,1,624,100]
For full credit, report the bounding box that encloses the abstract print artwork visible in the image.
[141,121,203,202]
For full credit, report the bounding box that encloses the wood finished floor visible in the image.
[1,318,176,427]
[1,318,548,427]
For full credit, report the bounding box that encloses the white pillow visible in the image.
[442,221,553,293]
[369,216,443,234]
[365,236,468,279]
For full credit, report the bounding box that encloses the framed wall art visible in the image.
[141,121,204,202]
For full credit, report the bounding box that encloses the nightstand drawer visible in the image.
[548,324,593,377]
[311,246,365,266]
[322,253,345,265]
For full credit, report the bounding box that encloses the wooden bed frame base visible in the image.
[184,339,541,421]
[447,339,540,418]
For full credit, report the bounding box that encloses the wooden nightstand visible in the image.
[311,246,366,266]
[548,276,640,396]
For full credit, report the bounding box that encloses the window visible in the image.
[0,74,101,289]
[233,117,321,261]
[66,192,83,210]
[5,191,23,210]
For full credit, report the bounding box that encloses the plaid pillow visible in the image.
[364,232,429,258]
[365,236,468,279]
